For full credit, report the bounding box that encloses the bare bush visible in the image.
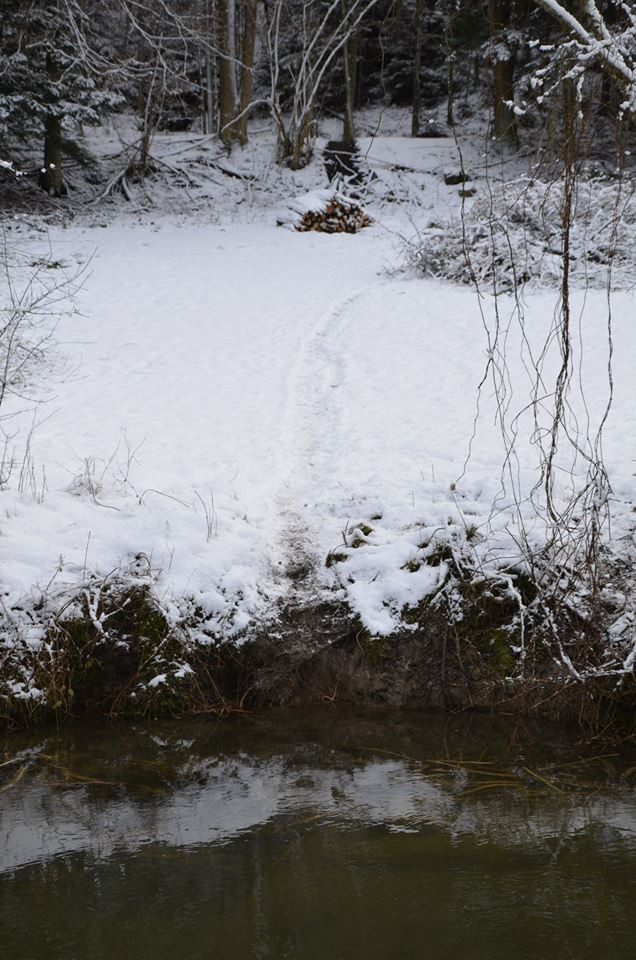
[0,231,83,482]
[409,176,636,291]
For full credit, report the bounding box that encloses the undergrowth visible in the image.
[0,574,238,727]
[409,177,636,291]
[326,516,636,732]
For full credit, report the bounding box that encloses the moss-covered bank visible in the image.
[1,579,634,739]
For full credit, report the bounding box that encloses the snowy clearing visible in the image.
[0,129,635,712]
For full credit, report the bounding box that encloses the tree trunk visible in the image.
[238,0,257,146]
[341,0,357,143]
[492,55,517,144]
[134,21,160,174]
[411,0,423,136]
[39,52,66,197]
[489,0,518,146]
[444,4,456,130]
[202,0,216,135]
[393,0,403,41]
[137,63,161,173]
[218,0,239,147]
[290,110,314,169]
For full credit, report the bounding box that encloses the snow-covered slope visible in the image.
[0,214,634,652]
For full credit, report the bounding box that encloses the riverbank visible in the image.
[3,577,635,737]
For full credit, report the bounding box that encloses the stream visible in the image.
[1,710,635,959]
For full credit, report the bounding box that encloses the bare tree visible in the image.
[265,0,383,168]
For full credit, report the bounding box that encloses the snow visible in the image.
[287,189,336,214]
[357,135,462,174]
[0,127,635,668]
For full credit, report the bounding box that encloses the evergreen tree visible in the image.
[0,0,120,194]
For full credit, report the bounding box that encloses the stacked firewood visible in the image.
[278,190,372,233]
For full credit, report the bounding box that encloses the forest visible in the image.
[1,0,634,192]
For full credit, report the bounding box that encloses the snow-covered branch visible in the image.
[533,0,636,111]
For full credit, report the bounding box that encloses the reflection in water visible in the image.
[1,711,635,960]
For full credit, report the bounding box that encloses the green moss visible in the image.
[440,570,544,682]
[364,636,392,666]
[325,550,349,568]
[401,606,420,625]
[483,628,516,677]
[107,586,172,653]
[352,619,392,666]
[420,542,454,564]
[24,585,190,721]
[512,569,539,605]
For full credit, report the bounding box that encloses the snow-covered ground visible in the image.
[1,126,635,688]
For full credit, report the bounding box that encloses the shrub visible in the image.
[409,177,636,291]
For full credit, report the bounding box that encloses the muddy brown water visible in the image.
[1,710,635,959]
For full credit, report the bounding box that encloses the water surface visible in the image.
[1,711,635,959]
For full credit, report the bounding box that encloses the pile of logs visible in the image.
[297,196,372,233]
[278,190,372,234]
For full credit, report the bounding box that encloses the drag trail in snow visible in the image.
[270,280,391,596]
